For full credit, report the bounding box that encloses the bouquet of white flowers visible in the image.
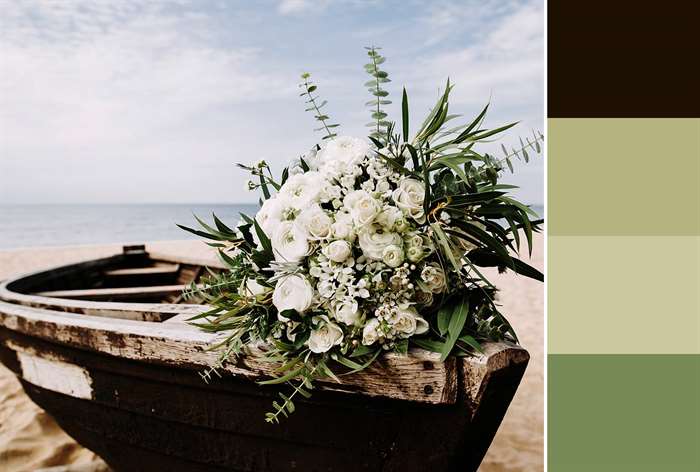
[180,47,543,423]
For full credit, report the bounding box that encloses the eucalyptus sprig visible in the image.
[364,46,392,142]
[299,72,340,140]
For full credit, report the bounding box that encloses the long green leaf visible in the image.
[440,296,469,361]
[401,87,409,142]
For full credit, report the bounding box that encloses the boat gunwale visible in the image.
[0,249,529,406]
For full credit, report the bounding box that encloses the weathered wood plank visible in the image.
[35,284,192,301]
[0,300,457,404]
[104,264,180,277]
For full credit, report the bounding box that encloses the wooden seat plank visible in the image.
[34,284,190,301]
[104,264,180,277]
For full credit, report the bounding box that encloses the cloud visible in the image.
[278,0,316,15]
[0,0,544,205]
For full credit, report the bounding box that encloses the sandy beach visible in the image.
[0,236,543,471]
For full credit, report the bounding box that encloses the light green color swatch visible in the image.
[548,235,700,354]
[548,118,700,236]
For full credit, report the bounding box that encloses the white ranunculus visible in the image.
[362,317,382,345]
[358,224,402,260]
[299,204,332,240]
[333,300,361,326]
[421,264,447,293]
[280,172,322,208]
[271,221,309,263]
[382,244,404,268]
[239,278,270,297]
[392,178,426,223]
[331,212,355,241]
[344,190,381,227]
[307,315,344,353]
[272,274,314,314]
[317,136,372,168]
[323,240,352,263]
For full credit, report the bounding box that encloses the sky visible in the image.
[0,0,544,205]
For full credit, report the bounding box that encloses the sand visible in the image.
[0,236,544,471]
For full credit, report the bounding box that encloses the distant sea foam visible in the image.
[0,203,544,251]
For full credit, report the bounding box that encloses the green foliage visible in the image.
[299,72,340,140]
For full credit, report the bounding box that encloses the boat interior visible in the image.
[2,245,217,306]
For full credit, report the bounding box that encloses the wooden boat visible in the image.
[0,245,529,472]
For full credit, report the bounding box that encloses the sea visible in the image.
[0,203,544,251]
[0,204,259,250]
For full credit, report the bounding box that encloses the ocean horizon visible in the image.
[0,203,544,250]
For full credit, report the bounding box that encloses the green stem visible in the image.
[371,48,380,136]
[303,78,334,140]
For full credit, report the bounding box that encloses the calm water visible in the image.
[0,204,259,250]
[0,203,543,250]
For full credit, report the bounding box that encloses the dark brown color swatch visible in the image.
[548,1,699,117]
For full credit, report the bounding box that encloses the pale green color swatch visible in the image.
[548,235,700,354]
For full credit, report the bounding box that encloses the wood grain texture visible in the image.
[0,300,457,404]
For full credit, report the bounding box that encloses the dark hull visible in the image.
[0,326,527,472]
[0,247,529,472]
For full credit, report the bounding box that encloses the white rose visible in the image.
[239,278,270,297]
[255,197,284,237]
[415,290,434,306]
[358,224,402,260]
[272,274,314,315]
[405,233,424,248]
[362,317,382,346]
[392,306,429,337]
[421,264,447,293]
[333,300,361,326]
[382,244,404,268]
[317,136,372,168]
[331,212,356,241]
[392,178,426,223]
[307,315,344,353]
[299,204,332,240]
[323,240,352,263]
[344,190,381,227]
[271,221,309,263]
[406,245,424,263]
[280,172,322,208]
[303,147,321,171]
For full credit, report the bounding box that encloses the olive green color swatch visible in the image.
[548,118,700,236]
[548,235,700,354]
[548,354,700,471]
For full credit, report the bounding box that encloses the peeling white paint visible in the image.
[18,352,93,400]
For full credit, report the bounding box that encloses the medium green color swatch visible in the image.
[549,354,700,471]
[548,118,700,236]
[548,235,700,354]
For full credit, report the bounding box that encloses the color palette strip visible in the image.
[547,1,700,469]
